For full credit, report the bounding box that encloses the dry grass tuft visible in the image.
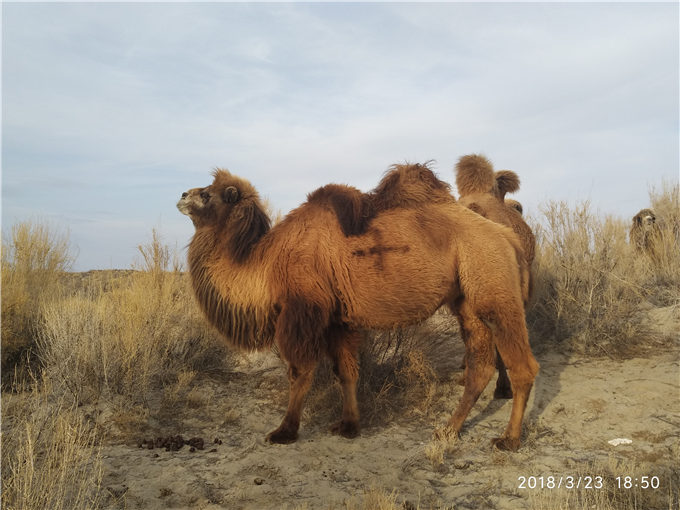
[527,188,679,357]
[1,376,103,510]
[1,221,74,387]
[2,224,231,510]
[529,459,679,510]
[344,487,417,510]
[424,435,458,470]
[36,230,228,407]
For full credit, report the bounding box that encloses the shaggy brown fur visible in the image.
[178,165,538,451]
[455,154,536,279]
[455,154,537,399]
[370,162,453,209]
[495,170,521,201]
[630,208,662,259]
[307,184,371,237]
[306,162,454,237]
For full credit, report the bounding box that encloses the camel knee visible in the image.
[510,353,539,381]
[505,359,538,394]
[332,353,359,383]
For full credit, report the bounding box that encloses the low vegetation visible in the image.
[1,221,74,386]
[527,183,679,357]
[1,227,227,510]
[1,376,103,510]
[1,181,678,510]
[37,230,227,406]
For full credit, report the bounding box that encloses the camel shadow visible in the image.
[524,344,569,425]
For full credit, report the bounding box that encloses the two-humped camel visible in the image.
[454,154,536,399]
[177,163,539,451]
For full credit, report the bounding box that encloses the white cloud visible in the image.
[2,2,677,270]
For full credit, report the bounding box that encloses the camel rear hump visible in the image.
[371,162,453,210]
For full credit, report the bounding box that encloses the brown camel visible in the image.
[177,164,539,451]
[454,154,537,399]
[630,209,662,259]
[455,154,536,267]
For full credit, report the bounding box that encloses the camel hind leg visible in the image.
[437,299,496,439]
[490,306,539,451]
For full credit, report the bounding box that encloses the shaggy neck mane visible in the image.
[187,201,275,351]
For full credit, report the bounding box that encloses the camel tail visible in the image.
[455,154,495,197]
[493,302,539,371]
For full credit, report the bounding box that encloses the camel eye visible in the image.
[200,191,210,202]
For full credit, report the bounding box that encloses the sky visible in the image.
[2,2,678,271]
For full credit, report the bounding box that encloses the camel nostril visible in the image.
[182,192,188,199]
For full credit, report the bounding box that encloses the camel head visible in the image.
[505,199,524,216]
[633,208,656,230]
[178,169,271,262]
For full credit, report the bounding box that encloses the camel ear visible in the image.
[467,202,487,218]
[223,186,239,204]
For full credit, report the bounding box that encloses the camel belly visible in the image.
[338,216,457,329]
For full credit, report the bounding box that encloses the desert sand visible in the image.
[98,307,679,510]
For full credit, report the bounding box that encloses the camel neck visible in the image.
[187,228,275,351]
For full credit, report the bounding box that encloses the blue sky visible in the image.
[2,2,678,271]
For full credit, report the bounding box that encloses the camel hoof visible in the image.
[491,436,520,451]
[266,427,298,444]
[330,420,359,439]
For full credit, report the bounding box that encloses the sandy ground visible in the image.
[98,309,680,510]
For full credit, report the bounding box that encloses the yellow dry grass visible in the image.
[527,189,679,357]
[1,377,103,510]
[1,180,677,510]
[528,458,679,510]
[2,223,227,510]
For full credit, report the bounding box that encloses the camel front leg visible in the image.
[266,362,317,444]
